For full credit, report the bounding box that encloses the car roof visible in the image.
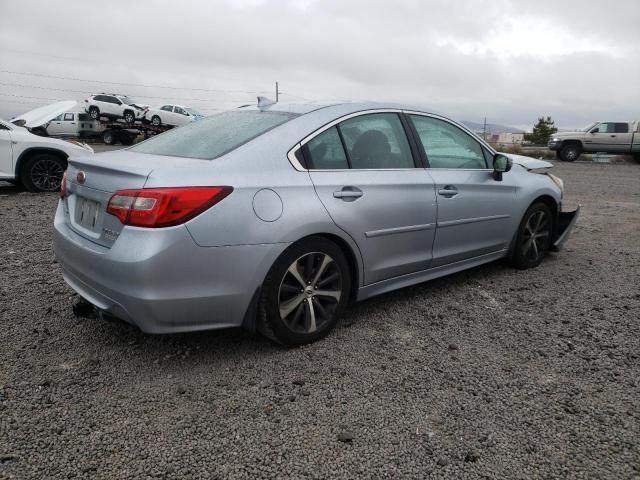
[237,100,442,117]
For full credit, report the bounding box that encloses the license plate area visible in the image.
[75,197,101,229]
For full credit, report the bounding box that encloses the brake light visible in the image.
[106,187,232,228]
[60,171,68,199]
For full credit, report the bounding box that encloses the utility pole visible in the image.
[275,82,279,103]
[483,117,487,141]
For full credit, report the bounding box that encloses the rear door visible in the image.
[0,122,13,178]
[407,114,517,267]
[306,111,437,285]
[60,112,77,136]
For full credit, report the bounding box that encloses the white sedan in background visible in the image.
[145,104,204,127]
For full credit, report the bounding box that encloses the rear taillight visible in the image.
[106,187,232,228]
[60,171,68,199]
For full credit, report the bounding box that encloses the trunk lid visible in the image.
[64,150,210,247]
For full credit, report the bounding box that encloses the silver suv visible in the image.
[84,94,148,124]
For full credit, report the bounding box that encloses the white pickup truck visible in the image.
[548,121,640,161]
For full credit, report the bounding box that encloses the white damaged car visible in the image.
[3,102,94,192]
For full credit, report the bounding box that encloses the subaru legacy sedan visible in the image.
[53,101,579,346]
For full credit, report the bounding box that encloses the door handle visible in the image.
[438,186,458,197]
[610,135,616,137]
[333,187,363,201]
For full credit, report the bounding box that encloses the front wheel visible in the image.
[512,202,553,269]
[560,144,581,162]
[21,153,66,193]
[88,107,100,120]
[258,237,351,346]
[123,111,135,124]
[151,115,161,126]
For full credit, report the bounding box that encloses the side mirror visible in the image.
[492,154,512,181]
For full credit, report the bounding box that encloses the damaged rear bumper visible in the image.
[551,205,580,251]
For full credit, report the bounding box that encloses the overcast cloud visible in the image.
[0,0,638,129]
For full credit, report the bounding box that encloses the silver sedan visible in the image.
[53,102,579,346]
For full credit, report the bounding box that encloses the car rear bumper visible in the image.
[551,205,580,251]
[53,202,288,334]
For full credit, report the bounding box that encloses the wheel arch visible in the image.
[560,139,582,150]
[311,232,361,303]
[529,193,560,236]
[15,147,68,177]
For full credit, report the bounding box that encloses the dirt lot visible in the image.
[1,162,639,479]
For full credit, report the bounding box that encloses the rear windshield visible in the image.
[129,110,296,160]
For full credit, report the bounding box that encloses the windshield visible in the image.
[185,107,202,116]
[129,110,297,160]
[579,122,598,132]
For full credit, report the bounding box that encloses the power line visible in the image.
[0,69,266,95]
[0,81,254,104]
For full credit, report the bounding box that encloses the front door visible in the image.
[585,122,631,153]
[306,112,437,285]
[408,114,517,267]
[0,124,14,178]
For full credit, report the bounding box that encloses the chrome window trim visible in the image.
[287,109,415,172]
[287,108,498,172]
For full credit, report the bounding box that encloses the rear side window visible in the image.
[339,113,414,169]
[129,110,296,160]
[64,113,74,121]
[161,105,173,112]
[304,126,349,169]
[614,123,629,133]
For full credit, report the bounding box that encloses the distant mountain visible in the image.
[461,120,524,135]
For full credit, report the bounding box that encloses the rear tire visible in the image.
[88,107,100,120]
[560,144,581,162]
[512,202,553,269]
[20,153,66,193]
[258,237,351,347]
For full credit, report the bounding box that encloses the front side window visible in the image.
[174,106,187,115]
[338,113,414,169]
[409,115,487,169]
[52,114,63,121]
[303,126,349,169]
[592,123,613,133]
[129,110,296,160]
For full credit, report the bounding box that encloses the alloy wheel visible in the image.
[522,210,550,261]
[30,158,64,192]
[278,252,342,334]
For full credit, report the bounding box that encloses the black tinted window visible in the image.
[338,113,414,169]
[614,123,629,133]
[304,126,349,169]
[94,95,107,102]
[130,110,296,160]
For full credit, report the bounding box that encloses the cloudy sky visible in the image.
[0,0,638,129]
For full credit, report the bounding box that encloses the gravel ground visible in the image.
[1,161,639,479]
